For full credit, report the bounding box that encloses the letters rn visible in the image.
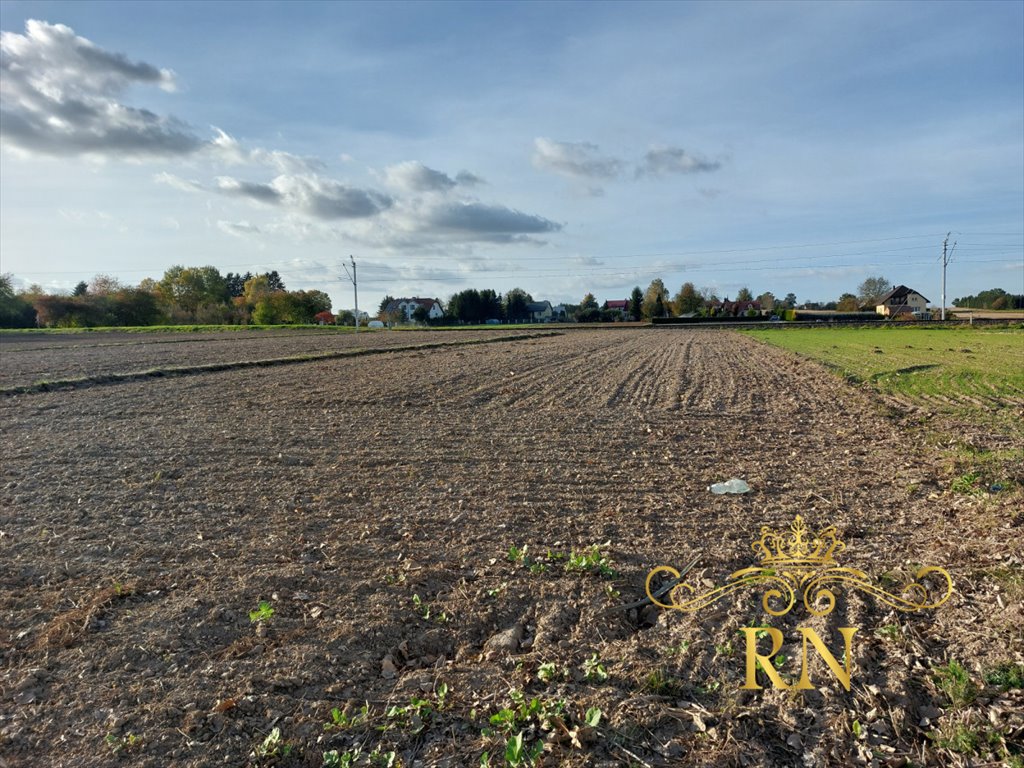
[740,626,858,691]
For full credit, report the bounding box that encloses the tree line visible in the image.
[376,288,543,325]
[4,267,1017,329]
[0,268,333,328]
[411,276,889,326]
[953,288,1024,310]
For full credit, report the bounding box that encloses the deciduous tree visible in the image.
[32,294,108,327]
[88,274,123,295]
[0,273,36,327]
[837,293,860,311]
[243,274,274,304]
[673,282,701,315]
[158,265,229,317]
[109,288,161,326]
[858,276,890,306]
[699,286,719,303]
[642,279,669,319]
[504,288,533,322]
[756,292,776,311]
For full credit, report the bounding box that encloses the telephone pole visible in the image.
[342,255,359,332]
[941,233,956,321]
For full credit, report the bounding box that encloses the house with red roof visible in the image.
[604,299,630,317]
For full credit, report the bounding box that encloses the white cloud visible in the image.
[638,146,721,177]
[214,173,393,220]
[209,129,324,174]
[215,176,283,204]
[455,170,485,186]
[383,161,458,193]
[153,171,204,192]
[382,161,486,193]
[217,219,261,238]
[172,164,561,246]
[532,137,624,180]
[383,198,562,245]
[0,19,201,158]
[533,138,722,190]
[56,207,128,232]
[423,200,561,238]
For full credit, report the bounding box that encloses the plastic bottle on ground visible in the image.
[708,478,751,494]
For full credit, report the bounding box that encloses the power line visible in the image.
[4,232,957,275]
[345,257,1020,285]
[8,236,1020,290]
[340,255,360,331]
[941,233,957,321]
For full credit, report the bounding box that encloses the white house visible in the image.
[526,300,553,322]
[384,297,444,322]
[876,286,929,317]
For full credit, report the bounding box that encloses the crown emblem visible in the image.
[751,515,844,569]
[646,514,951,618]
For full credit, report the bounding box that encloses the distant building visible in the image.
[876,286,929,317]
[604,299,630,318]
[526,301,553,322]
[721,299,762,316]
[384,297,444,322]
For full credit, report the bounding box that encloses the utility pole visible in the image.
[941,233,956,321]
[342,255,359,332]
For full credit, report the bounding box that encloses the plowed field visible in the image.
[0,329,528,389]
[1,329,1020,767]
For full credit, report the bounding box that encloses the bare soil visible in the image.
[1,329,1020,767]
[0,329,527,389]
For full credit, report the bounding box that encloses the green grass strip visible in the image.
[1,331,561,397]
[743,326,1024,402]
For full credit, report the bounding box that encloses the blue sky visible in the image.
[1,0,1021,312]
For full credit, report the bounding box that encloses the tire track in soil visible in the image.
[554,336,666,412]
[490,332,686,414]
[600,336,672,411]
[661,334,695,413]
[674,329,737,415]
[671,331,775,416]
[455,333,633,411]
[613,335,686,410]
